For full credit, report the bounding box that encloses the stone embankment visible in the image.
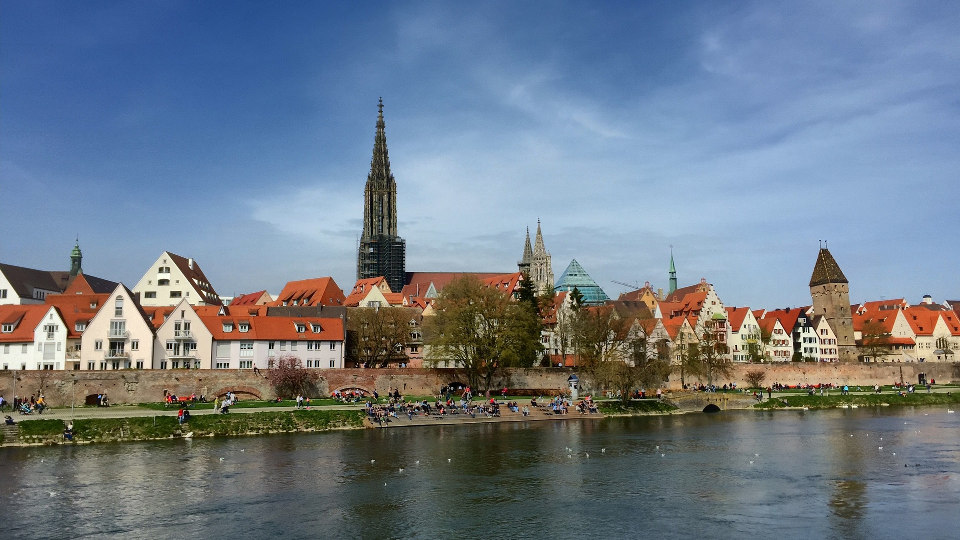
[2,363,956,409]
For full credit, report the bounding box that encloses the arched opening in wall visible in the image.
[703,404,721,413]
[332,387,372,402]
[213,388,262,401]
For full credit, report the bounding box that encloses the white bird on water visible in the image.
[601,448,606,453]
[219,457,224,462]
[415,460,420,465]
[585,453,590,459]
[370,459,376,464]
[399,468,404,473]
[661,453,665,457]
[948,409,955,414]
[447,458,452,463]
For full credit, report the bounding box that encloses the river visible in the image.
[2,407,958,539]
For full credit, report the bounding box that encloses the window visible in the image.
[279,341,286,350]
[291,341,298,351]
[1,324,13,333]
[215,343,229,358]
[239,322,249,333]
[239,342,253,357]
[0,289,6,298]
[158,266,170,274]
[95,340,103,351]
[216,361,230,369]
[75,322,86,332]
[329,360,336,368]
[2,344,8,354]
[144,291,156,299]
[223,323,234,332]
[239,360,252,369]
[170,291,182,298]
[160,361,167,369]
[268,342,275,350]
[131,340,139,351]
[330,341,336,350]
[295,323,306,333]
[158,279,170,286]
[135,361,143,369]
[311,324,322,333]
[115,296,124,317]
[88,362,95,370]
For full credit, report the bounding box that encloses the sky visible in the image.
[2,1,958,309]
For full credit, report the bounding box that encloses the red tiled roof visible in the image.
[45,293,110,338]
[902,307,938,336]
[0,305,50,343]
[230,290,270,306]
[763,308,802,333]
[272,277,345,307]
[725,306,751,332]
[344,277,388,307]
[663,279,710,303]
[199,314,344,341]
[400,272,506,300]
[938,311,960,336]
[142,306,175,329]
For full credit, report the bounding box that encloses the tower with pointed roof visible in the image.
[529,220,554,294]
[70,239,83,277]
[668,248,677,295]
[518,227,533,276]
[358,98,406,293]
[809,244,856,361]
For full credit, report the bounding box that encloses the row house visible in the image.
[0,304,68,370]
[204,306,345,370]
[758,317,792,361]
[726,307,762,362]
[272,277,345,307]
[812,315,840,362]
[344,277,404,308]
[79,284,156,370]
[853,304,960,362]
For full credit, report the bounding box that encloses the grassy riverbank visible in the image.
[598,400,678,415]
[10,409,365,446]
[754,391,960,410]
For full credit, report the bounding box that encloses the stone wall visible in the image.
[0,363,956,406]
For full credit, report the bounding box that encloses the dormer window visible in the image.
[1,323,14,333]
[295,323,306,333]
[311,324,322,333]
[223,323,234,332]
[239,322,249,333]
[75,322,87,332]
[90,301,98,309]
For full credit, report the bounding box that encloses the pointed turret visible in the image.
[518,227,533,275]
[809,248,848,287]
[70,239,83,277]
[668,248,677,295]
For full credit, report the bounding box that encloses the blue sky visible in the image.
[3,1,958,308]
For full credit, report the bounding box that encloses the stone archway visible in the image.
[703,403,721,413]
[212,386,262,400]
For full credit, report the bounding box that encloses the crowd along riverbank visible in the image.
[3,389,957,448]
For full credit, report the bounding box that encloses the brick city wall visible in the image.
[0,363,956,406]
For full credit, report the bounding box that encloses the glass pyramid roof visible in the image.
[554,259,609,305]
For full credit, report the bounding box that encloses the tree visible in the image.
[571,306,626,371]
[859,319,892,361]
[424,276,542,391]
[674,329,700,388]
[347,306,412,367]
[696,321,732,385]
[745,329,764,363]
[568,286,584,309]
[267,356,319,398]
[744,369,767,389]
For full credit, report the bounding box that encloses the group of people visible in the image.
[2,394,46,415]
[164,392,200,407]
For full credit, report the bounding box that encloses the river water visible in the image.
[2,407,958,539]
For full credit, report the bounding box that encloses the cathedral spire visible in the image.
[358,98,405,292]
[520,227,533,265]
[533,219,546,254]
[668,247,677,294]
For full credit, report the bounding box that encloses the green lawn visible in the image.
[755,391,960,409]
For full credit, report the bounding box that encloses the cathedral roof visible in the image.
[809,248,848,287]
[519,227,533,265]
[554,259,609,305]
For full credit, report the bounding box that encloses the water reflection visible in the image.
[1,408,958,539]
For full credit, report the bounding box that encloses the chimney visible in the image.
[188,258,194,270]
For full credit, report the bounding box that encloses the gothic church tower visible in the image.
[518,220,554,295]
[809,245,856,362]
[357,98,406,292]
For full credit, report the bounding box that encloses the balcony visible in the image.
[169,352,197,360]
[105,351,129,360]
[174,330,194,340]
[108,329,129,339]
